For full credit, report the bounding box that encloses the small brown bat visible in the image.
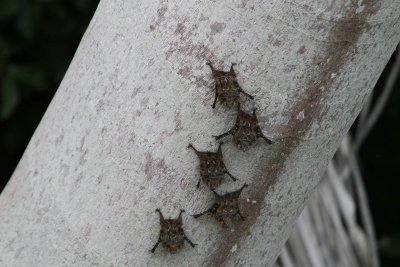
[207,62,254,109]
[188,143,237,189]
[150,209,196,253]
[214,104,273,151]
[192,184,248,227]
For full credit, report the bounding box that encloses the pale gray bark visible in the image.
[0,0,399,266]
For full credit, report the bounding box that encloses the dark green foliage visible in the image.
[0,0,99,120]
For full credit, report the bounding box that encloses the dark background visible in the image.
[0,1,399,265]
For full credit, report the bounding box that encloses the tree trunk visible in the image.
[1,0,399,266]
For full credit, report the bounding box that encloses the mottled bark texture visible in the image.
[1,0,399,266]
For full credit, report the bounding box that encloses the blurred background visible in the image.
[0,1,398,266]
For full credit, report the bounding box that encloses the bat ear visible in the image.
[218,142,223,152]
[178,209,185,223]
[206,61,215,71]
[188,143,198,153]
[156,209,165,222]
[230,63,237,74]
